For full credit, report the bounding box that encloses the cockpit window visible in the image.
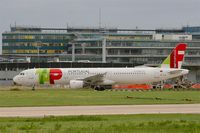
[20,73,25,75]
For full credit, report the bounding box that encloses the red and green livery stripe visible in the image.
[36,68,62,84]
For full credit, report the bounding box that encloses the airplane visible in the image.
[13,43,189,90]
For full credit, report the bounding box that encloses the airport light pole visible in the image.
[36,41,41,63]
[72,43,75,62]
[37,46,40,63]
[102,37,106,63]
[71,33,79,62]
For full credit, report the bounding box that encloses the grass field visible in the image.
[0,114,199,133]
[0,87,199,107]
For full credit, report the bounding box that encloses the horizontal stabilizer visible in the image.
[168,70,183,75]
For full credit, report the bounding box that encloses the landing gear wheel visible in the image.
[32,84,35,91]
[95,86,100,91]
[95,86,105,91]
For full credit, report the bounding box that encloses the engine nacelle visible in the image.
[69,80,84,89]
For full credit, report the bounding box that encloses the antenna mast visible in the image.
[99,8,102,28]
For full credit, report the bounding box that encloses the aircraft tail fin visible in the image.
[160,43,187,69]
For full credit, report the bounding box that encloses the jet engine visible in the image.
[69,80,84,89]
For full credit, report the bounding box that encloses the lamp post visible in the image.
[37,46,40,63]
[102,37,106,63]
[71,34,78,62]
[35,41,41,63]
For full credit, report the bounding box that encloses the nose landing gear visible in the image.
[32,84,35,91]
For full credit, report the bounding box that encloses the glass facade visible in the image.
[2,32,74,55]
[2,26,200,66]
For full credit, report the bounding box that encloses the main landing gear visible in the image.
[94,86,105,91]
[95,86,105,91]
[92,85,112,91]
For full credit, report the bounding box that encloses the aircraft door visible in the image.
[27,72,37,85]
[64,74,69,83]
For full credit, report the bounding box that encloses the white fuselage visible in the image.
[13,67,189,86]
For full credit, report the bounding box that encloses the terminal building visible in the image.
[1,26,200,84]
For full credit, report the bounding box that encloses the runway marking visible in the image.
[0,104,200,117]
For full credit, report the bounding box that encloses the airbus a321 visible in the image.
[13,43,189,90]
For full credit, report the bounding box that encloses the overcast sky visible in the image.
[0,0,200,53]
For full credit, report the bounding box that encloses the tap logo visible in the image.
[36,68,62,84]
[50,69,62,84]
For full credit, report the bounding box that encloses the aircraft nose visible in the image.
[13,76,19,85]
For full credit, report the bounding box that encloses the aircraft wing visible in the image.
[134,65,153,68]
[168,70,183,74]
[81,73,107,84]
